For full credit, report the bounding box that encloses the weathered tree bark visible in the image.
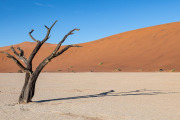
[0,21,81,103]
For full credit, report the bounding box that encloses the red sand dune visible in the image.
[1,22,180,72]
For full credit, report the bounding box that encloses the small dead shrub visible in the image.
[113,68,121,72]
[98,62,103,66]
[17,70,23,73]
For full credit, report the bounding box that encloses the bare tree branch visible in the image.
[41,20,57,43]
[55,45,81,57]
[17,47,24,56]
[28,20,57,64]
[29,21,57,43]
[28,42,41,64]
[51,28,80,56]
[29,29,39,43]
[10,46,28,65]
[50,20,58,30]
[44,25,49,30]
[33,27,81,75]
[0,51,31,73]
[33,44,81,76]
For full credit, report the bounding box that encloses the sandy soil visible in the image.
[0,73,180,120]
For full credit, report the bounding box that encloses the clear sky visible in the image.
[0,0,180,47]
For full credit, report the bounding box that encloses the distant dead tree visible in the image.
[0,21,81,103]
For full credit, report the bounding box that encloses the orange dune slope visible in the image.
[1,22,180,72]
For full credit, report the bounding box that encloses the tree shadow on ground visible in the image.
[35,89,179,103]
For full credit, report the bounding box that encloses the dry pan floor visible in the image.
[0,73,180,120]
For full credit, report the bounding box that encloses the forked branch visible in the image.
[29,29,39,43]
[11,46,28,65]
[28,20,57,63]
[52,28,80,55]
[28,21,57,43]
[41,20,57,43]
[54,45,81,57]
[33,28,81,75]
[0,51,31,73]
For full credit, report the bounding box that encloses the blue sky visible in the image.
[0,0,180,47]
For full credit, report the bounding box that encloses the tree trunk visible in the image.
[18,73,39,103]
[18,73,30,103]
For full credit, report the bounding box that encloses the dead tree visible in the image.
[0,21,81,103]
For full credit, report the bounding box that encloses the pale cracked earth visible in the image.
[0,73,180,120]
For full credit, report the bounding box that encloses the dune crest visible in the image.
[1,22,180,72]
